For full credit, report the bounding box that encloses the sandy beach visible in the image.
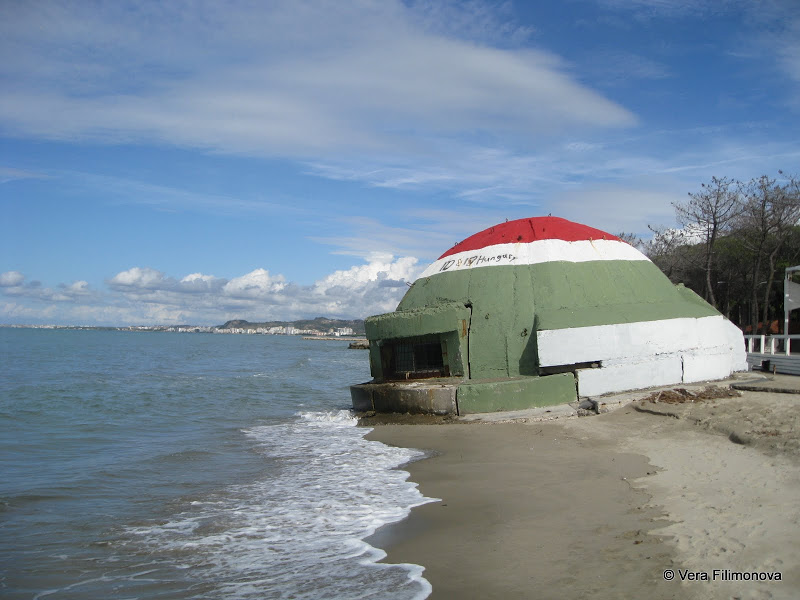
[365,378,800,599]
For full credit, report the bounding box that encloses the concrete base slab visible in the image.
[350,378,461,415]
[352,374,578,415]
[457,373,577,414]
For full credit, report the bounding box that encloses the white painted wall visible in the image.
[539,315,748,397]
[577,355,683,397]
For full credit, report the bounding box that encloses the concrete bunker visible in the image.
[351,216,748,415]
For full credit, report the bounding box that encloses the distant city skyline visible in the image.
[2,1,799,325]
[2,322,361,336]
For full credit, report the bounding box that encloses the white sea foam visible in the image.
[125,410,436,599]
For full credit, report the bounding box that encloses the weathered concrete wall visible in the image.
[457,373,576,414]
[396,260,724,382]
[537,315,741,366]
[682,351,740,383]
[365,301,470,339]
[364,302,470,381]
[539,315,747,396]
[350,379,459,415]
[576,356,683,397]
[350,374,576,415]
[530,261,719,330]
[367,263,744,401]
[399,267,539,379]
[401,262,719,332]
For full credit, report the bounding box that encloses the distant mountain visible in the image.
[218,316,365,335]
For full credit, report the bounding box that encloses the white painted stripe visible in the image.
[577,355,684,397]
[537,315,746,367]
[576,348,743,396]
[537,315,747,396]
[419,239,649,279]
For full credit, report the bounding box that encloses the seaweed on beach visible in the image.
[641,385,741,404]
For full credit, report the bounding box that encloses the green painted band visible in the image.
[398,259,718,330]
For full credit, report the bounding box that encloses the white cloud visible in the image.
[309,132,800,232]
[66,280,89,293]
[223,269,287,298]
[50,280,92,301]
[583,50,672,87]
[0,167,49,183]
[0,258,425,325]
[0,1,635,158]
[595,0,741,19]
[0,271,24,286]
[2,302,58,321]
[552,183,683,235]
[312,256,419,300]
[408,0,536,46]
[181,273,217,283]
[312,217,458,262]
[314,255,410,290]
[3,0,794,234]
[773,13,800,90]
[0,271,97,305]
[311,208,529,264]
[67,172,300,217]
[109,267,170,290]
[179,273,226,293]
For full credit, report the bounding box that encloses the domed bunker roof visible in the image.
[438,216,621,256]
[352,216,747,415]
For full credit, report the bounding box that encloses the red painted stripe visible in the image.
[439,217,620,259]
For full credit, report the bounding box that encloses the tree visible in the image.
[646,172,800,333]
[673,176,740,308]
[644,225,705,290]
[713,234,752,322]
[735,173,800,334]
[616,231,644,250]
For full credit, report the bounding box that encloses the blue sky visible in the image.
[2,0,799,325]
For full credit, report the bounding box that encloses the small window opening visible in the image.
[539,361,601,376]
[383,335,448,380]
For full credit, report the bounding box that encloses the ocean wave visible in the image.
[295,408,358,424]
[121,410,436,599]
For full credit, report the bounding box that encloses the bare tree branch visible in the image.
[673,176,740,308]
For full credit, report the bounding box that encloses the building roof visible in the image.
[439,216,620,259]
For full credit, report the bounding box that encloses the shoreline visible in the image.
[301,336,366,341]
[365,383,800,599]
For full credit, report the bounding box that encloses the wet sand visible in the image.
[365,386,800,599]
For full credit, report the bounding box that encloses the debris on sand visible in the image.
[640,385,741,405]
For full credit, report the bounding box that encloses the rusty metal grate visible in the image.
[384,336,447,379]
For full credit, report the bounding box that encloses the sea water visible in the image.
[0,328,434,599]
